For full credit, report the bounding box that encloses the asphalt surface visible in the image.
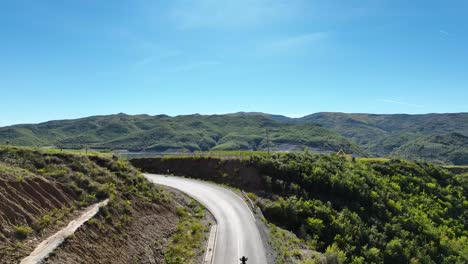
[145,174,268,264]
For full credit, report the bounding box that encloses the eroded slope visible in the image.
[0,147,206,264]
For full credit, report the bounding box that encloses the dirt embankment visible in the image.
[0,147,198,264]
[0,177,75,231]
[44,198,178,264]
[0,171,78,262]
[44,185,213,264]
[131,157,262,192]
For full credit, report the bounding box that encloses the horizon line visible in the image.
[1,111,467,128]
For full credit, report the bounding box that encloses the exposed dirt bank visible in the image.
[0,165,80,263]
[21,199,109,264]
[0,177,75,228]
[44,198,177,264]
[131,157,262,192]
[0,147,207,264]
[45,185,213,264]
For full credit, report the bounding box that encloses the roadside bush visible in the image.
[165,201,207,264]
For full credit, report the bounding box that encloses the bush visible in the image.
[15,225,33,239]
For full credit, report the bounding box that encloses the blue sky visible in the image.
[1,0,467,126]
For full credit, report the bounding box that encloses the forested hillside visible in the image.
[251,153,468,263]
[0,114,364,155]
[392,133,468,165]
[1,112,468,164]
[294,112,468,164]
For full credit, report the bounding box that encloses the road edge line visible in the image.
[145,175,219,264]
[203,224,217,264]
[226,188,256,222]
[241,190,255,210]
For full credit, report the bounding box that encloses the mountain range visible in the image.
[1,112,467,164]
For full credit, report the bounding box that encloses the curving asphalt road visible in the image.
[145,174,268,264]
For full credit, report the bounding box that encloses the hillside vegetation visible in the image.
[253,153,468,263]
[392,133,468,165]
[0,113,364,155]
[1,112,468,164]
[292,112,468,164]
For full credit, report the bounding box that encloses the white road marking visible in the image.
[204,225,217,264]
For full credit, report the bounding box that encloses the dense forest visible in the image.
[250,153,467,263]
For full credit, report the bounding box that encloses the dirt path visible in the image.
[20,199,109,264]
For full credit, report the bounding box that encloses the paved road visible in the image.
[145,174,268,264]
[21,199,109,264]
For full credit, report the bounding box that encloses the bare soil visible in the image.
[43,187,213,264]
[0,176,79,263]
[44,198,178,264]
[131,157,262,192]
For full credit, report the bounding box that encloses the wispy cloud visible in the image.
[439,29,450,36]
[169,0,305,30]
[379,99,424,108]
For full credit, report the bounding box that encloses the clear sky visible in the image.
[1,0,467,126]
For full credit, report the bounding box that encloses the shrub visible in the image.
[165,201,207,264]
[35,214,52,231]
[15,225,33,239]
[16,174,25,182]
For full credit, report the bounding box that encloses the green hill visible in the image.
[392,132,468,165]
[280,112,468,164]
[0,113,365,155]
[297,112,468,150]
[1,112,468,164]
